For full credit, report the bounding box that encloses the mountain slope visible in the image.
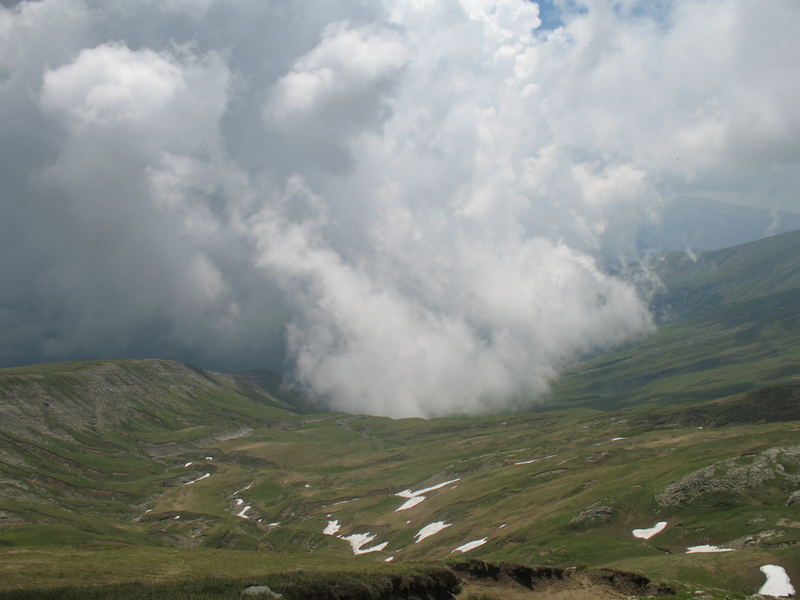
[549,230,800,409]
[0,362,798,598]
[651,228,800,321]
[0,359,296,547]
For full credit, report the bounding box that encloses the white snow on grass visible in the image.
[452,537,488,553]
[340,532,388,555]
[184,472,211,485]
[230,483,252,496]
[396,496,426,511]
[498,523,507,528]
[304,483,311,488]
[610,437,626,441]
[268,522,280,527]
[236,505,252,519]
[183,461,193,467]
[632,521,667,539]
[686,545,734,553]
[396,479,460,498]
[414,521,451,543]
[235,498,244,506]
[384,556,394,562]
[394,478,460,511]
[323,519,341,535]
[514,454,556,465]
[759,565,795,597]
[204,456,214,461]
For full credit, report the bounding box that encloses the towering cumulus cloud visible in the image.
[1,1,798,416]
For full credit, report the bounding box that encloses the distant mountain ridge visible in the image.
[551,229,800,409]
[638,196,800,252]
[651,228,800,322]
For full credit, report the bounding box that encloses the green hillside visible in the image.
[0,366,798,598]
[549,230,800,409]
[652,229,800,321]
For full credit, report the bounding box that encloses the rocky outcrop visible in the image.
[656,446,800,507]
[449,560,674,597]
[568,499,618,527]
[450,560,563,588]
[271,568,460,600]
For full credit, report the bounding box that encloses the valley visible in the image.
[1,232,799,599]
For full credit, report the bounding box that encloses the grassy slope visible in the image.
[548,230,800,409]
[0,383,798,597]
[0,359,293,547]
[652,229,800,319]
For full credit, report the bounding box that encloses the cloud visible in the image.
[41,44,185,125]
[0,0,798,416]
[265,23,409,121]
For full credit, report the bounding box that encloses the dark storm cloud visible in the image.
[1,0,799,416]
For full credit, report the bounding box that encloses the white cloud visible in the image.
[0,0,798,413]
[41,44,184,125]
[265,23,409,123]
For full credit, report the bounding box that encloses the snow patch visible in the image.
[414,521,451,543]
[231,483,252,496]
[632,521,667,539]
[452,537,488,553]
[396,479,459,498]
[183,461,193,467]
[759,565,795,598]
[686,545,734,553]
[236,505,252,519]
[610,437,626,441]
[498,523,507,528]
[340,532,388,555]
[184,472,211,485]
[235,498,244,506]
[396,496,426,511]
[324,519,341,535]
[514,454,555,465]
[204,456,214,461]
[384,556,394,562]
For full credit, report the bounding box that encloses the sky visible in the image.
[1,0,799,417]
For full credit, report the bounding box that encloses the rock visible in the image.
[786,490,800,506]
[242,585,283,598]
[656,446,800,507]
[568,500,617,527]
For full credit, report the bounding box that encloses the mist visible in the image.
[1,0,799,416]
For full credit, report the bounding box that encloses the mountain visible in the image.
[1,234,800,599]
[638,196,800,252]
[550,230,800,409]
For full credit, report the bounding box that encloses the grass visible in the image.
[0,547,453,598]
[1,379,798,596]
